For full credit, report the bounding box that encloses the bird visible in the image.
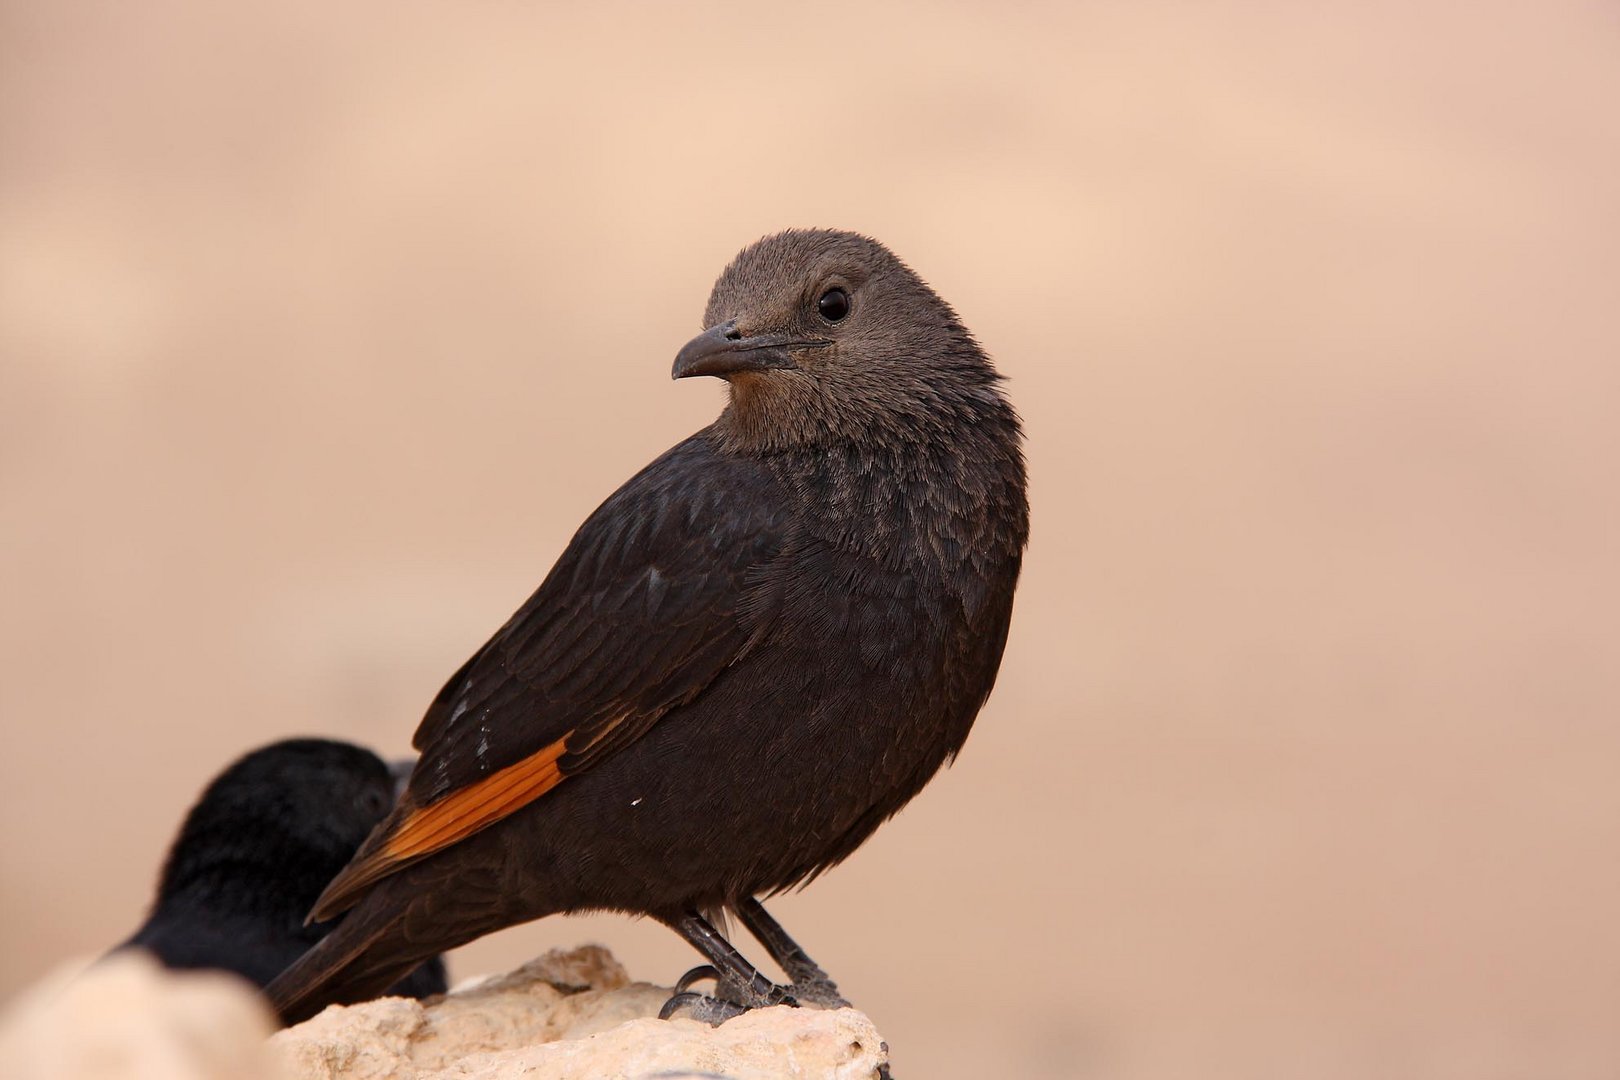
[119,738,447,1000]
[266,228,1028,1027]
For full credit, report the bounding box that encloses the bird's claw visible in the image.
[658,990,753,1025]
[673,964,721,994]
[658,973,799,1026]
[658,990,711,1021]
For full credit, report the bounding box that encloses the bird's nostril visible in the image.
[722,323,742,341]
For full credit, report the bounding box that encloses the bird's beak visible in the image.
[672,321,829,380]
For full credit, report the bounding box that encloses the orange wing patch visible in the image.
[384,735,572,860]
[309,733,574,921]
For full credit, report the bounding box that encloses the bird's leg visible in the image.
[733,897,850,1009]
[657,910,798,1025]
[730,906,889,1079]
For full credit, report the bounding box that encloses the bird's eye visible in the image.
[817,288,850,322]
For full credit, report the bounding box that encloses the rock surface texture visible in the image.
[0,945,888,1080]
[0,951,279,1080]
[271,945,889,1080]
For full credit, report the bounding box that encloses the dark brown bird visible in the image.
[266,229,1027,1026]
[120,738,447,1000]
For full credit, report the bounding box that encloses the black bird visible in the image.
[121,738,447,1000]
[267,229,1028,1026]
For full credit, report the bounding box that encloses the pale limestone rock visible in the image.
[0,951,278,1080]
[0,945,888,1080]
[271,945,889,1080]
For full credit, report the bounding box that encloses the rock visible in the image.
[0,945,889,1080]
[0,951,279,1080]
[270,945,890,1080]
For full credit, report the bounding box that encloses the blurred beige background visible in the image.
[3,2,1618,1077]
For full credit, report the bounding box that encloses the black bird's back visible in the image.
[121,738,447,999]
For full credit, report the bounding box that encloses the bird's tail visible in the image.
[265,897,441,1026]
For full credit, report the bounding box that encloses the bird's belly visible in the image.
[510,632,976,915]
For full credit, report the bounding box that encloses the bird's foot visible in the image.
[658,964,798,1025]
[657,990,750,1025]
[781,974,849,1009]
[730,897,850,1009]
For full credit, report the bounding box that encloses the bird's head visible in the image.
[154,739,403,906]
[675,229,1004,449]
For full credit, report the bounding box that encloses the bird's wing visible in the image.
[311,434,787,918]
